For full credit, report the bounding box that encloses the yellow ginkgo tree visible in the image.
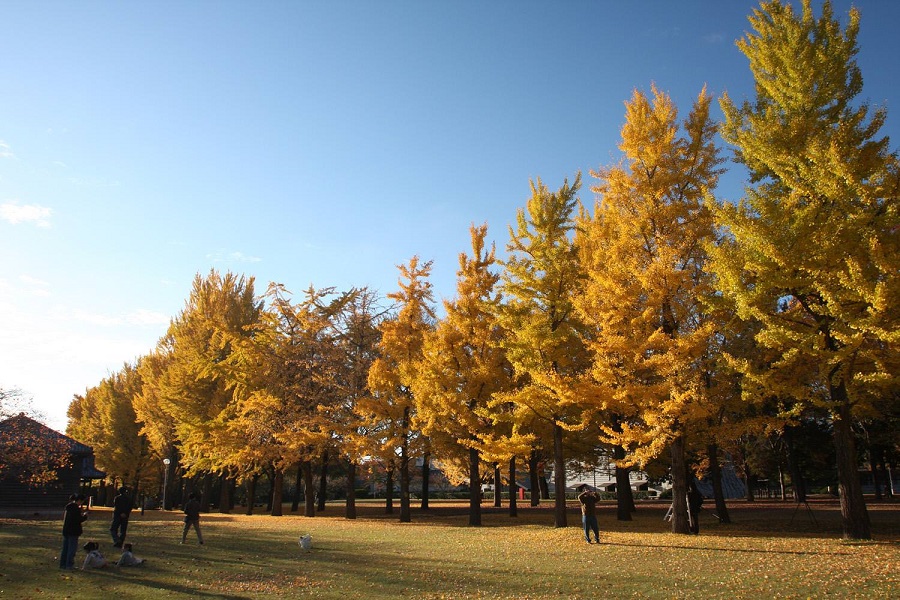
[414,224,515,526]
[496,175,591,529]
[575,85,723,534]
[711,0,899,540]
[366,256,435,523]
[158,270,262,510]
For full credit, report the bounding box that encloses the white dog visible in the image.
[299,534,312,551]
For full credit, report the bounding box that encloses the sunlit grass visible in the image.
[1,499,897,599]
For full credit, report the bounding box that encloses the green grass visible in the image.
[1,499,898,599]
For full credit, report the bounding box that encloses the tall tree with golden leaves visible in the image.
[414,224,515,526]
[328,287,383,520]
[496,175,591,528]
[226,283,351,517]
[68,362,154,496]
[367,256,435,523]
[134,344,181,509]
[712,0,899,540]
[159,270,261,502]
[576,86,723,534]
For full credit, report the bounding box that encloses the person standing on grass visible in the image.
[181,492,204,544]
[578,487,600,544]
[687,480,703,535]
[60,494,88,569]
[110,487,133,547]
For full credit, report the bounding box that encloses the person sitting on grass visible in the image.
[116,542,145,566]
[81,541,108,569]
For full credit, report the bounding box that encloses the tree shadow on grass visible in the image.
[80,568,253,599]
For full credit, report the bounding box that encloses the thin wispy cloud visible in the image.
[19,274,50,287]
[703,33,725,44]
[0,140,14,159]
[126,309,170,326]
[69,177,120,188]
[1,201,53,227]
[19,274,52,297]
[206,250,263,263]
[72,308,170,327]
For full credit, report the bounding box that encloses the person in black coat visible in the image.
[110,487,133,547]
[60,495,88,569]
[181,493,204,544]
[687,480,704,535]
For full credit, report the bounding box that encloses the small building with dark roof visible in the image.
[0,413,105,510]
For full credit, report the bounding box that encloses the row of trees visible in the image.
[61,0,898,540]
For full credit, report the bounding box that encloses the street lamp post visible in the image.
[162,458,171,510]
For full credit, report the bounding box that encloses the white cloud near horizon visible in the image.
[1,201,53,227]
[19,274,50,287]
[0,286,171,429]
[19,274,52,297]
[72,308,170,327]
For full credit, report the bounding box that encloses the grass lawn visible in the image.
[1,499,897,599]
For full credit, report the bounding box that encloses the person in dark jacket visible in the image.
[578,487,601,544]
[110,487,133,547]
[181,493,204,544]
[60,495,88,569]
[687,480,704,534]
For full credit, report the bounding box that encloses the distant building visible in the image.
[559,456,746,499]
[0,414,105,510]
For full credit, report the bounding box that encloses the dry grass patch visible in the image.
[0,499,897,599]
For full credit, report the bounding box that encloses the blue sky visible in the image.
[1,1,897,430]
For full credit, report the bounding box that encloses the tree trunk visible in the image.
[528,450,540,507]
[785,426,807,502]
[170,465,183,510]
[291,462,302,512]
[778,464,787,501]
[613,445,633,521]
[385,468,394,514]
[887,459,895,499]
[539,475,550,500]
[303,460,315,517]
[669,436,690,534]
[469,446,481,526]
[421,453,431,510]
[271,469,284,516]
[201,474,213,513]
[345,460,357,520]
[218,473,231,514]
[871,446,884,502]
[245,474,258,516]
[707,443,730,523]
[399,406,411,523]
[744,462,756,502]
[508,456,518,518]
[831,385,871,539]
[317,452,328,512]
[625,478,636,512]
[493,463,502,508]
[399,442,411,523]
[552,421,567,528]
